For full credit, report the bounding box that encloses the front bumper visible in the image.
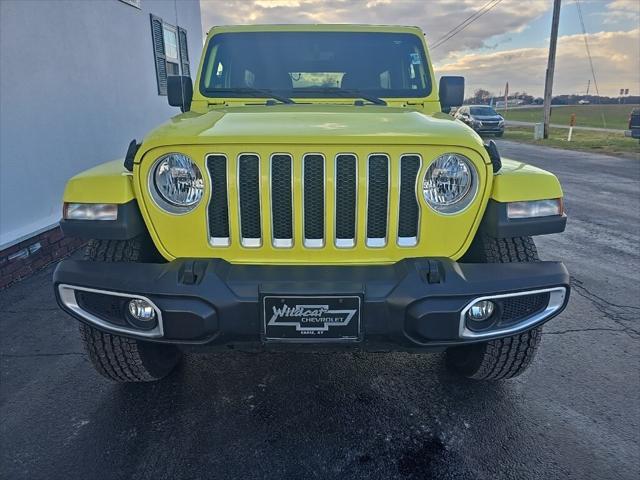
[53,258,569,352]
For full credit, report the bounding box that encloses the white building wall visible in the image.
[0,0,202,248]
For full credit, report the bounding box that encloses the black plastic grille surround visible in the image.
[271,155,293,240]
[398,155,420,239]
[206,155,230,239]
[499,292,550,325]
[335,155,357,240]
[367,155,389,240]
[238,154,262,240]
[303,155,325,241]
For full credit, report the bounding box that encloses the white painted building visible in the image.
[0,0,202,250]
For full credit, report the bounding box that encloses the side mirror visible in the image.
[439,76,464,113]
[167,75,193,112]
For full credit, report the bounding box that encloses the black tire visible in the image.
[79,236,182,382]
[446,235,542,380]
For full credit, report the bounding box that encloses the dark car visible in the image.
[455,105,505,136]
[625,108,640,140]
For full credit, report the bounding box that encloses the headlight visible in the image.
[150,153,203,213]
[498,120,505,127]
[422,153,478,214]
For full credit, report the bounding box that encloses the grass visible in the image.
[500,125,640,158]
[501,104,638,130]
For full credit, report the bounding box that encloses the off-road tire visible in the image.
[446,235,542,380]
[78,236,182,382]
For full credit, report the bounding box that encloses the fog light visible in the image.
[128,299,156,322]
[467,300,495,322]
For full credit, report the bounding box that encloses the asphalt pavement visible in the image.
[1,141,639,480]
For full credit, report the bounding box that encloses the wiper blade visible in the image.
[206,88,296,104]
[302,88,387,106]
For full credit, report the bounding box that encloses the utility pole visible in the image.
[543,0,561,139]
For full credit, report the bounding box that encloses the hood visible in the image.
[142,104,485,151]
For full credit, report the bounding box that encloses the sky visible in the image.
[199,0,639,98]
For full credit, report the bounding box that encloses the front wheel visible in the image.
[79,237,182,382]
[446,235,542,380]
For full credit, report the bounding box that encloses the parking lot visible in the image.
[1,141,638,479]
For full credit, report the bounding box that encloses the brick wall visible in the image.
[0,227,86,289]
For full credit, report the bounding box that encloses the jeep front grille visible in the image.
[205,152,422,250]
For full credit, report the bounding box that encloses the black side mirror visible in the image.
[168,75,193,112]
[439,76,465,113]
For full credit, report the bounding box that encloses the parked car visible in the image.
[625,107,640,140]
[455,105,505,136]
[53,24,569,383]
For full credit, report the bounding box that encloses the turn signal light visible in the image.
[507,199,563,219]
[63,203,118,221]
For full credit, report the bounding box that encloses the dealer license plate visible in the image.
[262,296,361,341]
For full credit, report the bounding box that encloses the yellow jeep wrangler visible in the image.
[54,25,569,382]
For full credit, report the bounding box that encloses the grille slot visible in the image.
[271,154,293,247]
[206,155,230,246]
[366,154,389,247]
[398,155,421,246]
[238,154,261,247]
[335,154,357,247]
[303,154,325,247]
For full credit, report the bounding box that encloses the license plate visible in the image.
[262,296,361,341]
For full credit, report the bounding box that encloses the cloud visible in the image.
[601,0,640,24]
[200,0,548,59]
[437,28,640,97]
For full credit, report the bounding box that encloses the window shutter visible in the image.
[150,14,167,95]
[177,27,190,77]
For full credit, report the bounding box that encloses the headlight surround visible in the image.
[150,153,204,214]
[422,153,478,214]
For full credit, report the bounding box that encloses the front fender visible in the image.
[491,158,563,202]
[61,159,146,240]
[478,158,566,238]
[63,159,135,204]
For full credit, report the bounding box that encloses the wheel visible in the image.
[446,235,542,380]
[78,237,182,382]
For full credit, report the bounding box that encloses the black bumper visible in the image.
[53,258,569,352]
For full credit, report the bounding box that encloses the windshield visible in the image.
[470,107,498,116]
[200,31,431,99]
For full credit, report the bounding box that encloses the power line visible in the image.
[575,0,600,97]
[429,0,496,46]
[431,0,503,50]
